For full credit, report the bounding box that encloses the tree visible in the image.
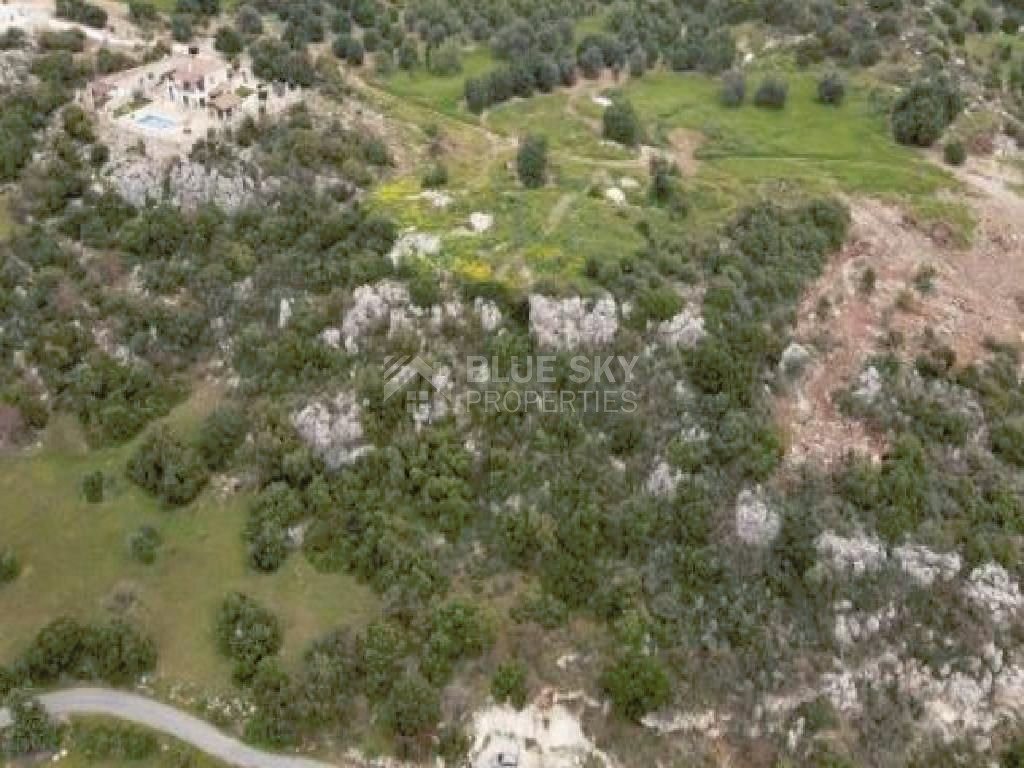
[82,470,104,503]
[491,660,528,709]
[235,5,263,36]
[599,652,671,721]
[817,72,845,105]
[602,99,641,145]
[516,134,548,189]
[398,39,419,70]
[215,26,243,55]
[1,692,59,756]
[754,76,788,108]
[127,525,161,564]
[127,426,208,506]
[720,70,745,107]
[0,548,19,584]
[215,592,283,684]
[892,75,962,147]
[170,14,193,43]
[197,404,247,471]
[383,673,440,757]
[943,139,966,165]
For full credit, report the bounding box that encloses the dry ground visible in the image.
[777,155,1024,467]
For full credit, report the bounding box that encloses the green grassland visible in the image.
[0,397,379,689]
[366,61,971,288]
[376,47,496,119]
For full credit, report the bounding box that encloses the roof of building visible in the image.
[171,55,223,86]
[210,89,241,111]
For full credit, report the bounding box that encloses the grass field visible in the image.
[0,396,379,689]
[378,47,495,119]
[621,70,954,200]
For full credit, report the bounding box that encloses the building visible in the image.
[165,52,229,110]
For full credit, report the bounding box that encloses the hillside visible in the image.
[1,1,1024,767]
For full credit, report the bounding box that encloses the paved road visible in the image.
[0,688,337,768]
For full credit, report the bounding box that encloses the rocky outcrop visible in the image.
[893,544,961,587]
[528,295,618,350]
[965,563,1024,625]
[341,280,410,352]
[645,460,683,498]
[473,298,502,332]
[292,392,371,471]
[111,156,267,211]
[655,308,705,349]
[816,532,887,575]
[735,487,780,546]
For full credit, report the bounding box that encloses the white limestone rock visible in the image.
[386,231,442,268]
[341,280,410,352]
[645,461,683,498]
[528,294,618,350]
[468,212,494,233]
[292,392,372,471]
[656,308,706,349]
[474,298,503,332]
[735,487,780,546]
[816,532,887,575]
[965,563,1024,625]
[893,545,962,587]
[604,187,626,206]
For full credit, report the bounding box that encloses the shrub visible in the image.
[972,7,995,33]
[992,419,1024,467]
[421,163,448,188]
[127,525,161,564]
[943,139,966,165]
[197,404,247,471]
[599,652,671,721]
[516,134,548,189]
[127,426,208,506]
[892,75,962,147]
[215,592,283,683]
[426,41,461,76]
[171,14,192,43]
[89,143,110,167]
[17,618,156,685]
[1,692,59,756]
[215,26,243,55]
[602,99,641,145]
[0,548,19,584]
[719,70,745,107]
[70,721,158,761]
[82,470,104,503]
[754,76,788,108]
[818,72,846,105]
[384,673,441,756]
[491,660,528,709]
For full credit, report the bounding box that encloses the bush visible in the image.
[215,26,243,55]
[127,426,208,506]
[17,618,156,685]
[602,99,641,145]
[943,139,966,165]
[82,470,104,503]
[992,419,1024,467]
[972,7,995,33]
[127,525,161,564]
[0,548,19,584]
[421,163,448,188]
[197,404,247,471]
[1,692,59,756]
[754,76,788,108]
[89,143,110,167]
[70,721,158,761]
[599,652,671,721]
[719,70,745,107]
[491,660,528,709]
[426,41,461,76]
[892,75,962,147]
[818,72,846,105]
[516,134,548,189]
[215,592,283,683]
[384,673,441,756]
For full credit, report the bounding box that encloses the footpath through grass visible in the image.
[0,399,379,689]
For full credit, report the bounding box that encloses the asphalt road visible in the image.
[0,687,338,768]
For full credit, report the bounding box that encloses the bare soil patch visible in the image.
[777,160,1024,467]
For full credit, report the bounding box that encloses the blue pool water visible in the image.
[136,114,176,131]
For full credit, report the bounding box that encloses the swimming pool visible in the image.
[136,114,176,131]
